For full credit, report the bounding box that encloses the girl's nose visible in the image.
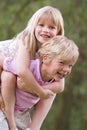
[43,26,49,32]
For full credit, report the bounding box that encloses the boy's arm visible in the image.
[0,56,5,109]
[28,79,64,130]
[16,39,53,98]
[0,55,5,82]
[0,89,4,110]
[29,94,56,130]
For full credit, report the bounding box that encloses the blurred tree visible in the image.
[0,0,87,130]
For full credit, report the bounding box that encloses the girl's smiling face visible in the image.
[35,14,58,46]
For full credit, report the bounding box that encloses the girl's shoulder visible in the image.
[0,39,12,47]
[0,39,17,57]
[0,39,12,57]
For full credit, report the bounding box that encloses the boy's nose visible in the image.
[63,66,71,74]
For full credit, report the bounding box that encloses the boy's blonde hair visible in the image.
[38,36,79,65]
[16,6,64,57]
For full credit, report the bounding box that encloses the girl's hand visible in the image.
[17,30,30,52]
[17,77,25,89]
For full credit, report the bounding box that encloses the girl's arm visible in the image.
[17,75,65,95]
[29,94,56,130]
[16,39,54,99]
[43,78,65,93]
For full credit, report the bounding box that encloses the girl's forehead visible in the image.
[38,13,56,25]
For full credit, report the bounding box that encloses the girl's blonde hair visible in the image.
[38,36,79,65]
[15,6,64,57]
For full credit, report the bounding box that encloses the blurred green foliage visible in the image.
[0,0,87,130]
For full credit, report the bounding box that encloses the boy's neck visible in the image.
[40,62,52,82]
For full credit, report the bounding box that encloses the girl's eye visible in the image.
[49,26,55,29]
[38,24,44,27]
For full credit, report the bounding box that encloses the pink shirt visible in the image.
[3,57,53,112]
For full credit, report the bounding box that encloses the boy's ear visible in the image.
[43,54,50,64]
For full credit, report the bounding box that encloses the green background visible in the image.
[0,0,87,130]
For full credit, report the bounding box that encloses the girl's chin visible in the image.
[40,38,50,43]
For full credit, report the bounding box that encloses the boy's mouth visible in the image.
[57,72,66,79]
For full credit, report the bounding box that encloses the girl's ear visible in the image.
[42,54,51,64]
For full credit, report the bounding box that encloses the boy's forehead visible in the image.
[57,56,75,65]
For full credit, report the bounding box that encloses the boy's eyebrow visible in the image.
[58,58,74,64]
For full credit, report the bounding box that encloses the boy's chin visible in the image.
[53,76,60,81]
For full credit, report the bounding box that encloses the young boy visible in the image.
[0,36,79,130]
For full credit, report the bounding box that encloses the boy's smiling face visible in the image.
[41,55,73,81]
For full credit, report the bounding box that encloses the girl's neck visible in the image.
[37,41,42,50]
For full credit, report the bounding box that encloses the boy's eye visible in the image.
[59,61,64,64]
[69,65,73,68]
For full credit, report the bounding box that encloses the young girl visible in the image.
[0,6,64,130]
[2,36,79,130]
